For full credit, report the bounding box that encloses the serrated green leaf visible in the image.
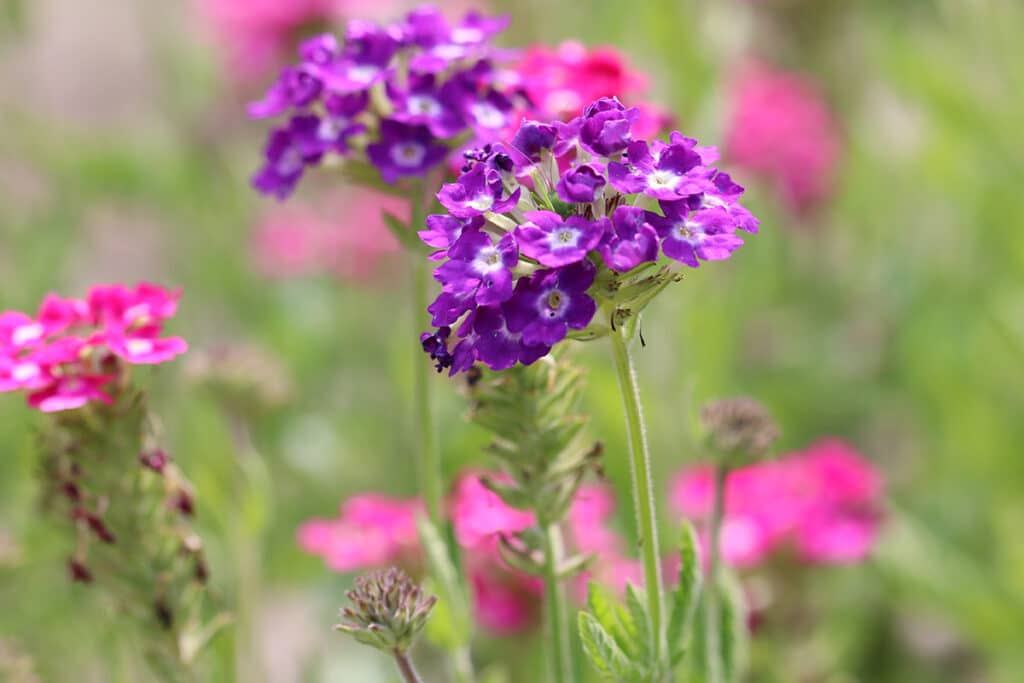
[718,570,749,683]
[624,582,652,665]
[667,522,703,668]
[479,475,533,510]
[578,611,642,682]
[587,582,632,654]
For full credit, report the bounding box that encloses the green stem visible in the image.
[409,190,442,526]
[704,464,729,683]
[608,325,666,670]
[541,522,573,683]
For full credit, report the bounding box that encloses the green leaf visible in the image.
[578,611,642,682]
[667,522,703,668]
[417,516,471,650]
[624,582,652,665]
[339,160,410,197]
[587,581,631,652]
[381,210,423,252]
[718,570,749,683]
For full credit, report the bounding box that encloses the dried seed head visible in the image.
[334,567,437,654]
[701,397,780,462]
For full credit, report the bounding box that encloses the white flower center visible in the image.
[649,170,680,189]
[473,247,503,274]
[277,147,305,175]
[126,338,154,356]
[550,228,580,249]
[452,27,484,44]
[467,194,494,211]
[471,103,506,130]
[12,323,43,346]
[318,116,348,141]
[347,64,380,85]
[408,95,442,117]
[391,143,426,168]
[12,363,39,382]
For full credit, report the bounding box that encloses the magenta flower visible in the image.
[297,494,424,573]
[0,284,187,412]
[725,62,842,214]
[449,473,535,551]
[669,439,884,567]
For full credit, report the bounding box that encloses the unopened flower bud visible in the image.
[139,449,169,473]
[68,558,93,583]
[701,396,780,463]
[334,567,437,654]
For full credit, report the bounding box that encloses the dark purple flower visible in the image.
[421,326,454,372]
[437,165,521,218]
[366,120,448,183]
[510,120,558,163]
[515,211,606,268]
[648,200,743,267]
[578,97,640,156]
[556,163,607,203]
[464,89,515,139]
[434,229,519,307]
[503,262,598,347]
[608,139,714,200]
[305,92,367,155]
[598,206,660,272]
[251,116,322,199]
[321,23,399,93]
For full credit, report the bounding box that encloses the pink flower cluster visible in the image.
[251,189,402,282]
[1,284,188,412]
[298,473,637,634]
[670,439,883,567]
[509,40,672,139]
[725,63,842,214]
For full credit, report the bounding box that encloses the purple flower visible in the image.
[299,34,341,68]
[418,214,484,257]
[305,93,367,155]
[578,97,640,156]
[248,66,323,119]
[598,206,660,272]
[251,116,321,199]
[434,229,519,307]
[468,306,550,372]
[608,140,714,200]
[704,172,760,233]
[648,200,743,267]
[437,165,521,219]
[510,120,558,163]
[390,75,466,138]
[366,120,448,183]
[464,90,515,139]
[515,211,606,268]
[503,262,597,346]
[556,163,607,203]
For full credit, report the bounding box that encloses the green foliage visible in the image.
[416,516,472,652]
[667,523,703,669]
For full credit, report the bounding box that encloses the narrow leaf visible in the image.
[578,611,641,682]
[416,516,471,649]
[667,522,703,667]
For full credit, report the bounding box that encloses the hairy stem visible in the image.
[541,522,573,683]
[609,326,666,670]
[393,649,425,683]
[704,464,729,683]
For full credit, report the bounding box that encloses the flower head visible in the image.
[335,567,437,653]
[249,6,516,199]
[0,284,187,412]
[420,98,760,374]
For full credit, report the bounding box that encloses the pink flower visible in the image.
[725,63,842,214]
[669,439,883,568]
[449,472,535,551]
[468,564,544,635]
[297,493,423,572]
[510,40,672,136]
[0,283,188,412]
[251,189,402,283]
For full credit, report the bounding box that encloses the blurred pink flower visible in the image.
[669,439,883,568]
[251,189,402,282]
[725,63,842,214]
[297,493,423,572]
[1,283,187,412]
[449,472,536,551]
[468,564,544,635]
[509,41,672,137]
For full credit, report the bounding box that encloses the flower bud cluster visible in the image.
[335,567,438,653]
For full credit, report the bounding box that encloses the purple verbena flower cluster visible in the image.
[249,6,517,198]
[420,97,759,374]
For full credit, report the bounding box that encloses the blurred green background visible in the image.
[1,0,1023,681]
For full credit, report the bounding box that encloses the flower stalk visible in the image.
[704,464,729,683]
[609,322,666,669]
[540,521,572,683]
